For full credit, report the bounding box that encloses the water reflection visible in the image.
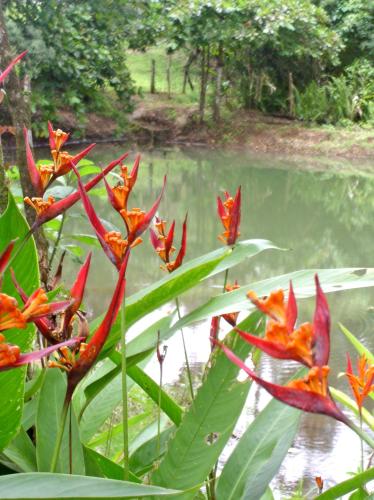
[42,144,374,497]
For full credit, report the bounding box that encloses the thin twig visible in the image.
[175,296,194,400]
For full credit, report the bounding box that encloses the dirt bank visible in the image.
[52,96,374,160]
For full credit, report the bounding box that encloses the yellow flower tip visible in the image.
[130,237,142,249]
[52,128,69,152]
[22,288,50,321]
[0,293,26,331]
[0,342,20,367]
[120,208,145,233]
[288,365,330,397]
[104,231,129,260]
[24,196,55,215]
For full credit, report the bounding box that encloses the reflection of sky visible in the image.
[36,143,374,497]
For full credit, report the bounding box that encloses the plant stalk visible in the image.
[48,211,66,269]
[50,399,70,473]
[157,358,163,458]
[348,420,374,450]
[175,296,194,400]
[121,299,129,480]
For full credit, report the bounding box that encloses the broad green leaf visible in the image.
[0,473,182,498]
[98,239,277,355]
[84,447,141,483]
[260,488,274,500]
[315,467,374,499]
[78,362,136,444]
[78,165,101,176]
[339,324,374,363]
[330,388,374,429]
[128,366,183,426]
[64,234,100,247]
[151,312,263,494]
[216,399,301,500]
[130,426,176,477]
[88,412,152,448]
[82,316,173,414]
[2,427,36,472]
[0,193,39,452]
[36,369,85,474]
[169,268,374,333]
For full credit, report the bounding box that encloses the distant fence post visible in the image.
[150,59,156,94]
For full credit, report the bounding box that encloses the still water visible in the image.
[54,144,374,498]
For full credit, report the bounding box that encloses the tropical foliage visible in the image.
[0,53,372,499]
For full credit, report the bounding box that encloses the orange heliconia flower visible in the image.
[48,343,88,372]
[345,354,374,410]
[120,207,146,235]
[0,295,26,331]
[0,334,20,367]
[150,216,187,273]
[288,365,330,397]
[217,187,241,246]
[243,287,314,367]
[24,196,55,216]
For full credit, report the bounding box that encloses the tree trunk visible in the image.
[288,71,295,118]
[150,59,156,94]
[199,47,209,125]
[182,51,196,94]
[212,44,223,123]
[0,1,49,285]
[166,53,171,99]
[0,135,7,212]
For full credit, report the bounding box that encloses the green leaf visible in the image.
[128,366,183,426]
[36,369,85,474]
[88,412,152,449]
[0,473,182,498]
[2,427,37,472]
[169,268,374,333]
[315,467,374,499]
[151,312,263,493]
[130,426,176,477]
[100,239,277,355]
[84,447,141,483]
[260,488,274,500]
[0,193,39,452]
[216,399,301,500]
[64,234,100,247]
[339,324,374,363]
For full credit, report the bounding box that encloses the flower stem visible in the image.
[157,357,163,458]
[48,212,66,269]
[222,268,229,293]
[360,411,364,470]
[348,419,374,450]
[50,398,70,473]
[121,299,129,480]
[175,296,194,400]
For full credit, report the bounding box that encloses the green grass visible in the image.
[127,46,199,105]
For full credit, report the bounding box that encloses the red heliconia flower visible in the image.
[0,335,82,371]
[217,339,349,425]
[11,253,91,344]
[210,316,220,351]
[345,353,374,410]
[103,155,140,212]
[72,162,166,269]
[61,252,129,401]
[0,286,70,333]
[150,215,187,273]
[235,276,329,368]
[217,186,241,245]
[0,51,27,84]
[23,127,96,196]
[26,152,129,229]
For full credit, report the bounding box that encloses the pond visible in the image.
[46,143,374,497]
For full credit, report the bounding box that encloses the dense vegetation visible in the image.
[2,0,374,134]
